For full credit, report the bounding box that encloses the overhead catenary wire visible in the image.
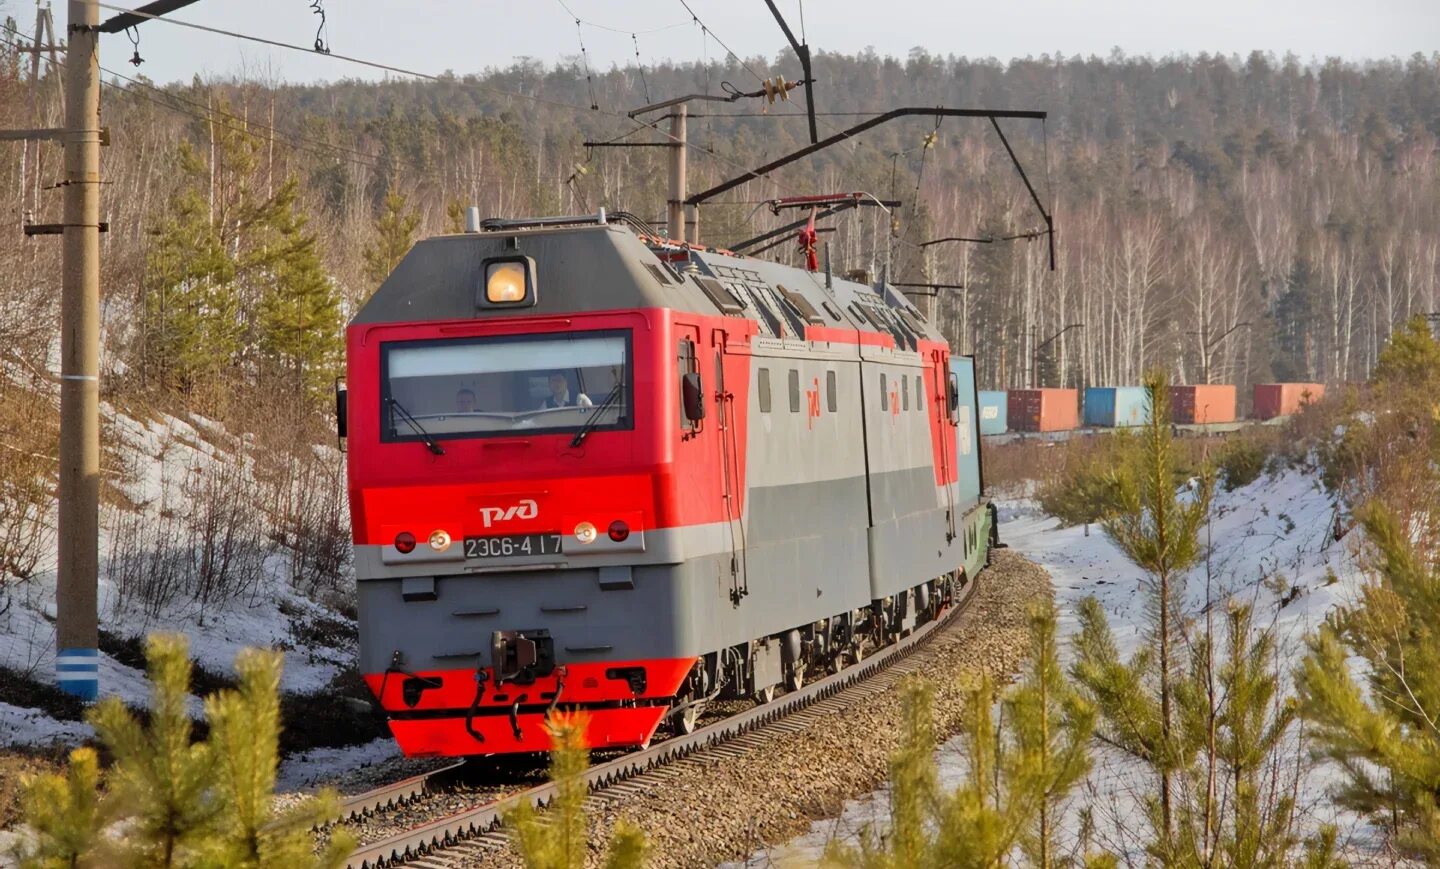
[554,0,689,36]
[572,15,600,110]
[85,2,800,197]
[675,0,766,85]
[79,6,999,264]
[632,34,652,104]
[0,28,559,198]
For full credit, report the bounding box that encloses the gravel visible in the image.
[476,548,1052,868]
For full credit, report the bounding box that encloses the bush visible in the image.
[1035,434,1133,526]
[1216,435,1267,491]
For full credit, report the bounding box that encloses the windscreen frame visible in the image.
[377,328,635,444]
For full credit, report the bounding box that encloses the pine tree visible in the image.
[361,189,420,289]
[140,145,243,394]
[19,635,350,868]
[87,633,218,868]
[15,747,108,869]
[1009,600,1097,869]
[506,712,647,869]
[252,177,343,399]
[1075,371,1212,853]
[1298,501,1440,859]
[200,647,354,868]
[1369,314,1440,387]
[444,200,466,234]
[826,604,1100,868]
[823,679,939,869]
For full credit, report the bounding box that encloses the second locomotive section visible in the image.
[344,216,991,756]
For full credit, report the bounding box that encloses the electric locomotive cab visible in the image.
[344,216,720,756]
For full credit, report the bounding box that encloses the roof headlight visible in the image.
[485,260,528,303]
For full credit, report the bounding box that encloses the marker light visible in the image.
[428,529,452,551]
[608,520,630,542]
[485,260,528,303]
[574,521,598,544]
[393,531,417,554]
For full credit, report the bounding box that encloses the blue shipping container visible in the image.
[978,390,1008,435]
[1084,386,1150,427]
[951,357,983,506]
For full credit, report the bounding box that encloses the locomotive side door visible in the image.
[932,348,958,541]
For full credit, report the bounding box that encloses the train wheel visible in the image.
[669,702,702,735]
[784,663,804,692]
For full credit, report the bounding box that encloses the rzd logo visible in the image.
[479,499,538,528]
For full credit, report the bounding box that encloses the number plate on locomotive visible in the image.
[463,533,563,559]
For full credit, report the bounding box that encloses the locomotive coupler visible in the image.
[491,630,556,686]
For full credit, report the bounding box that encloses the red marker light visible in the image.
[394,531,417,554]
[608,520,630,542]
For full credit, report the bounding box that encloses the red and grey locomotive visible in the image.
[342,210,993,756]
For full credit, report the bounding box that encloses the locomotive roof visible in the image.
[353,222,943,349]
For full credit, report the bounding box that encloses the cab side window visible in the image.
[758,368,772,413]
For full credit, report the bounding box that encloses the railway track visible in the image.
[337,572,984,869]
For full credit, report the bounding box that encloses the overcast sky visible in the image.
[61,0,1440,85]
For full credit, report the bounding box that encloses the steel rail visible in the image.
[333,760,469,822]
[344,570,986,868]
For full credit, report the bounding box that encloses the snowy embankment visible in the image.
[733,467,1368,865]
[0,405,370,775]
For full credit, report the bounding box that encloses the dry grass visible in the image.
[0,749,67,829]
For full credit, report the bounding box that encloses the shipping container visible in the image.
[1008,388,1079,432]
[1169,384,1237,424]
[1084,386,1150,427]
[1252,383,1324,419]
[950,357,982,506]
[978,390,1008,435]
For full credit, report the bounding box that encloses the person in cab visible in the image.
[454,388,477,414]
[540,372,592,409]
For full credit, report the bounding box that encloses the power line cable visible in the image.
[554,0,689,36]
[88,2,796,195]
[0,28,555,197]
[675,0,765,85]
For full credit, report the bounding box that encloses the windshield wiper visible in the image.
[570,384,624,447]
[388,398,446,455]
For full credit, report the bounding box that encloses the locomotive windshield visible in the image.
[380,330,630,441]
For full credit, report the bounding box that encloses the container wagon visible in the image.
[1083,386,1149,427]
[1007,388,1078,433]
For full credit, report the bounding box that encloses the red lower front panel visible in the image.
[364,658,695,756]
[388,705,669,756]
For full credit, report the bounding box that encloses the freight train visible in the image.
[977,383,1324,437]
[340,210,995,757]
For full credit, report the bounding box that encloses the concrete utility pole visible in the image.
[666,105,686,245]
[55,0,101,701]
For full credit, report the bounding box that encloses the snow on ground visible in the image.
[733,467,1375,866]
[275,738,404,793]
[0,701,92,748]
[0,404,354,749]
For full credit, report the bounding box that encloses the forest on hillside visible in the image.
[3,26,1439,400]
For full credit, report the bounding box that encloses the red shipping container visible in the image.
[1007,388,1079,432]
[1252,383,1324,419]
[1169,384,1236,424]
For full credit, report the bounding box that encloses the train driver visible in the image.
[454,388,477,414]
[540,372,592,409]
